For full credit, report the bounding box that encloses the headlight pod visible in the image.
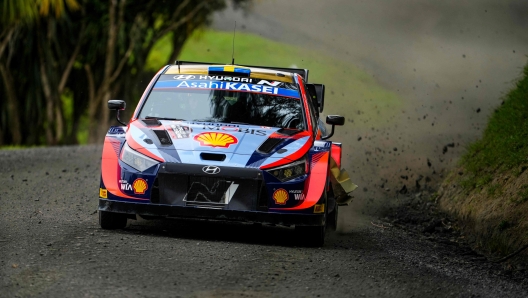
[266,159,306,182]
[120,143,160,172]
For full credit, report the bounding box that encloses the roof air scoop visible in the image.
[142,119,161,127]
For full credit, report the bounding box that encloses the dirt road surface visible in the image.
[1,147,527,297]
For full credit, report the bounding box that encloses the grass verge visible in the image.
[438,63,528,264]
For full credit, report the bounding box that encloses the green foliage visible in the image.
[511,184,528,205]
[487,183,502,197]
[460,63,528,191]
[0,0,248,146]
[1,0,38,24]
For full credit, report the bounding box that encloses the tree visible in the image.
[0,0,79,145]
[0,0,250,146]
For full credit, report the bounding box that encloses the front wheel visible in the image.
[99,211,128,230]
[327,204,338,232]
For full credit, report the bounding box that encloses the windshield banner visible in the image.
[154,80,300,98]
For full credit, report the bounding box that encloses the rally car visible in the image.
[98,61,354,246]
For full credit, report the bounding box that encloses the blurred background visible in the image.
[2,0,528,218]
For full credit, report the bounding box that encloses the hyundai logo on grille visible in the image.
[202,165,221,175]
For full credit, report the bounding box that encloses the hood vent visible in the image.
[200,153,226,161]
[142,119,161,126]
[277,128,300,136]
[258,138,284,154]
[153,130,172,145]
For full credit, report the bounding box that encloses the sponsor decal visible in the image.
[132,178,148,195]
[273,188,289,205]
[289,190,305,201]
[119,179,132,191]
[194,132,238,148]
[155,80,300,98]
[256,80,281,86]
[221,126,239,132]
[108,127,125,135]
[174,75,254,83]
[166,124,191,139]
[172,76,283,86]
[99,188,108,199]
[314,204,325,213]
[191,123,266,136]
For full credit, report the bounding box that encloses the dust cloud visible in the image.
[212,0,528,225]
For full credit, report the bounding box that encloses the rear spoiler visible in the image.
[306,83,325,113]
[174,60,309,83]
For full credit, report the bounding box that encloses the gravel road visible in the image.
[0,146,526,297]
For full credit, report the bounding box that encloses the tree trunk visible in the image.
[0,63,22,145]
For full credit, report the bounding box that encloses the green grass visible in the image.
[460,63,528,192]
[146,29,402,126]
[512,185,528,205]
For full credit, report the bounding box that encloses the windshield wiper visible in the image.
[144,116,186,121]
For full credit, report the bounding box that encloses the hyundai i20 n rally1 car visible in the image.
[98,61,356,246]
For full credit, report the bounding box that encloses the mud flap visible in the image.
[329,157,358,206]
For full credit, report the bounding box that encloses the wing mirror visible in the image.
[321,115,345,140]
[108,100,127,125]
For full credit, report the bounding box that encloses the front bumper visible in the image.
[99,199,324,226]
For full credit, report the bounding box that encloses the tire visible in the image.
[328,203,338,232]
[99,210,128,230]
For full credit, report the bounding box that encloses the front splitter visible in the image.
[99,199,324,227]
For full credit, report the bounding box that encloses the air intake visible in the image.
[200,153,226,161]
[257,138,284,154]
[153,130,172,145]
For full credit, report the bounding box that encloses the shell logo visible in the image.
[194,132,238,148]
[132,178,148,195]
[273,188,289,205]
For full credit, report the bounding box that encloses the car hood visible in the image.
[125,119,312,168]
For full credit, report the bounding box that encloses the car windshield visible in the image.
[139,77,305,130]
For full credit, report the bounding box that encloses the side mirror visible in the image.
[108,100,127,125]
[108,99,126,110]
[326,115,344,126]
[321,115,345,140]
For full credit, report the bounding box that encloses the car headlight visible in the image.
[266,159,306,182]
[120,143,160,172]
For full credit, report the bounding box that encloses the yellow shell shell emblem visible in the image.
[273,188,289,205]
[132,178,148,195]
[194,132,238,148]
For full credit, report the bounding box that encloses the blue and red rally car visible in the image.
[98,62,350,246]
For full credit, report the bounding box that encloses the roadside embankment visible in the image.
[438,63,528,265]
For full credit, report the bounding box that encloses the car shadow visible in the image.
[131,217,301,246]
[110,216,353,248]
